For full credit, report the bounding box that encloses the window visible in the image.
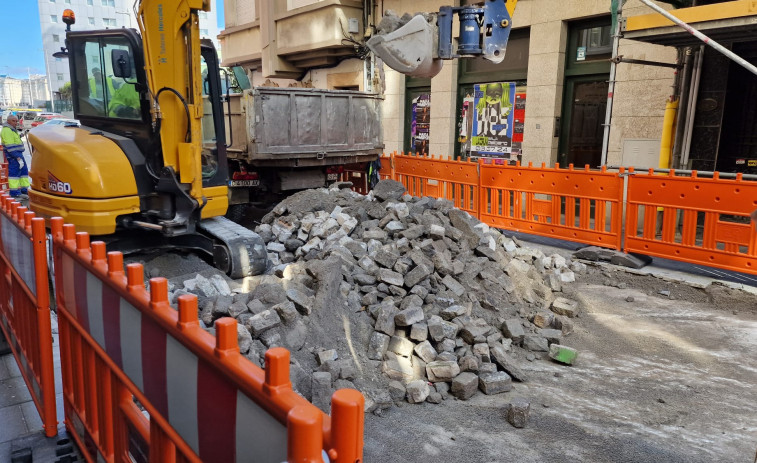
[88,17,95,26]
[57,73,64,81]
[575,25,612,62]
[51,15,58,23]
[103,18,117,27]
[65,0,71,3]
[101,0,115,6]
[198,11,207,19]
[73,37,141,120]
[87,0,93,4]
[49,0,55,2]
[56,58,62,62]
[53,34,60,42]
[200,29,209,36]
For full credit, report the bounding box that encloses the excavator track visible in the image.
[198,216,269,278]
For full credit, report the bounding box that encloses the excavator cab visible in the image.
[29,22,268,278]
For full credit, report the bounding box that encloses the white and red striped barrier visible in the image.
[0,195,57,437]
[51,218,364,463]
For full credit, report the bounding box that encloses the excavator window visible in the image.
[73,36,141,120]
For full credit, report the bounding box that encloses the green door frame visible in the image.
[558,74,609,166]
[558,16,612,166]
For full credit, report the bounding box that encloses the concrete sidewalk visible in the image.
[0,315,78,462]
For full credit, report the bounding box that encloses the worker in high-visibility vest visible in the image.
[88,68,115,100]
[0,115,30,198]
[108,82,140,118]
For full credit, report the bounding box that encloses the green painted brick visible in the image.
[549,344,578,365]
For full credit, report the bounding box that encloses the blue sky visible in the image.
[0,0,225,79]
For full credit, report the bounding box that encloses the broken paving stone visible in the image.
[549,344,578,365]
[410,322,429,342]
[413,340,438,363]
[388,336,415,357]
[479,371,513,395]
[426,360,461,382]
[501,319,525,344]
[540,329,562,345]
[372,179,407,201]
[439,305,467,321]
[523,335,549,352]
[395,306,425,327]
[532,311,554,329]
[377,269,404,287]
[237,323,252,354]
[246,310,282,337]
[317,349,338,366]
[382,352,415,382]
[404,263,432,288]
[490,345,528,382]
[551,297,579,318]
[272,301,299,324]
[426,391,443,404]
[451,372,479,400]
[286,288,312,315]
[458,355,479,372]
[405,380,431,404]
[367,332,390,360]
[388,380,406,402]
[478,362,497,376]
[506,398,530,428]
[460,325,489,345]
[311,372,333,413]
[374,249,399,269]
[374,306,398,336]
[441,275,466,297]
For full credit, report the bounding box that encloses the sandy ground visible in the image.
[363,275,757,463]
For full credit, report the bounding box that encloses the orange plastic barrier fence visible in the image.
[378,153,394,181]
[625,169,757,274]
[0,162,8,192]
[51,217,364,463]
[479,161,624,250]
[0,195,57,437]
[392,152,480,216]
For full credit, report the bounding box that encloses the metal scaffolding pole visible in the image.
[640,0,757,76]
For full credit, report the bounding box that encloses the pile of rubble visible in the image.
[169,180,587,413]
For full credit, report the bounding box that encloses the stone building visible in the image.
[219,0,757,171]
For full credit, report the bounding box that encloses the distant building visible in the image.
[38,0,221,93]
[0,75,50,108]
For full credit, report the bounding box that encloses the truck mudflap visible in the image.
[198,216,269,278]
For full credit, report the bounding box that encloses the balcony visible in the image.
[220,0,365,78]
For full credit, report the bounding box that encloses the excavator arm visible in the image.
[368,0,518,78]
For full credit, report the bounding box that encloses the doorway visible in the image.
[559,76,608,167]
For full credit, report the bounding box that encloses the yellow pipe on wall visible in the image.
[658,98,678,169]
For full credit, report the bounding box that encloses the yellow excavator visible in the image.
[28,1,268,277]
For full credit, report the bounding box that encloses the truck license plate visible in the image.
[327,173,339,181]
[229,180,260,187]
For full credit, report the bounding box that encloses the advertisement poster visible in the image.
[458,95,475,156]
[471,82,517,159]
[411,93,430,155]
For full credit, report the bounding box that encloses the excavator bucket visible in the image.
[367,15,443,78]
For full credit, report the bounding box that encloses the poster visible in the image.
[471,82,517,159]
[411,93,430,155]
[458,95,475,156]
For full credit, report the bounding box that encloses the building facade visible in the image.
[0,75,50,108]
[219,0,682,170]
[38,0,221,94]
